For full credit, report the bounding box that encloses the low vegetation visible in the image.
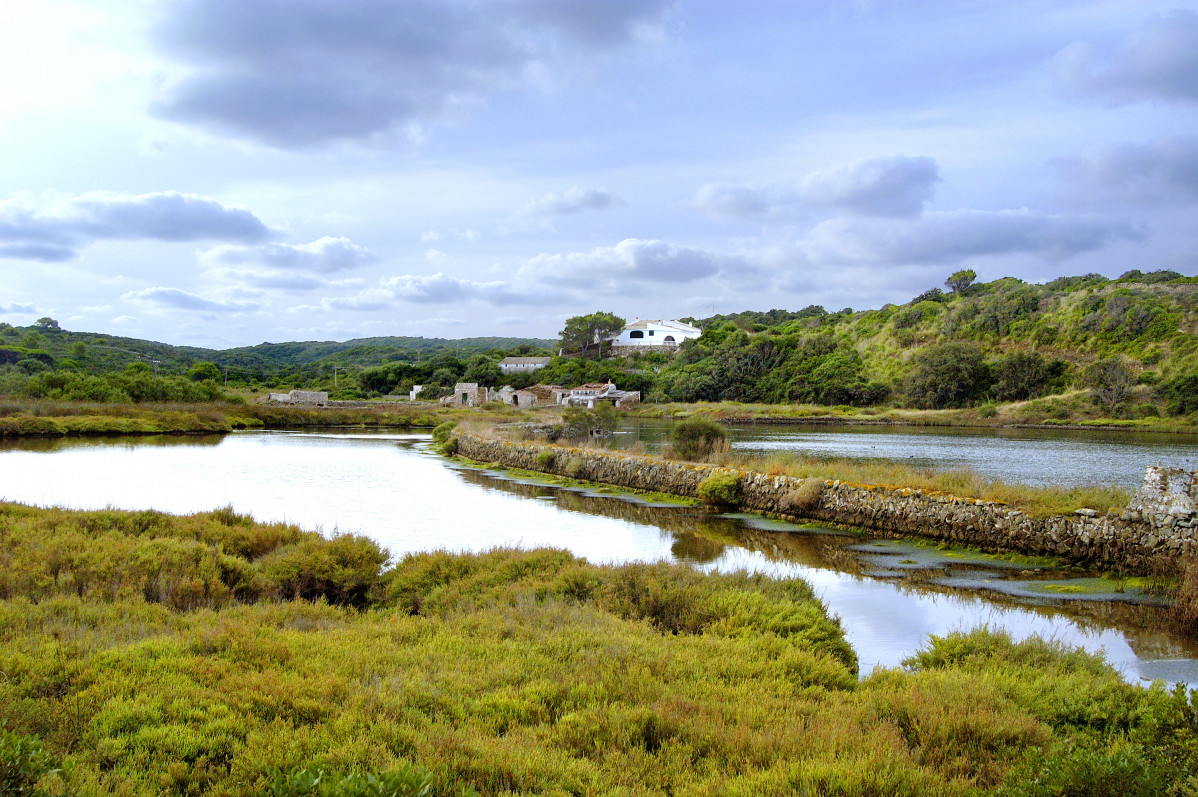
[2,503,1197,795]
[0,400,459,437]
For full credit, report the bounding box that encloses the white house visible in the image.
[609,319,702,352]
[498,356,551,375]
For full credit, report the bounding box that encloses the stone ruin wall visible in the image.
[456,434,1198,573]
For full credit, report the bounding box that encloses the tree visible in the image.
[904,342,990,409]
[559,312,625,358]
[1082,357,1135,412]
[188,361,222,382]
[34,317,60,331]
[945,269,977,294]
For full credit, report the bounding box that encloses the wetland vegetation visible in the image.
[3,502,1198,796]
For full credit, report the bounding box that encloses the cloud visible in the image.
[206,267,329,291]
[1055,9,1198,104]
[201,236,377,273]
[0,192,273,260]
[693,155,940,220]
[0,302,38,314]
[523,238,749,292]
[802,209,1142,265]
[525,186,625,215]
[0,244,76,261]
[380,273,548,305]
[122,287,260,313]
[150,0,674,147]
[1051,136,1198,205]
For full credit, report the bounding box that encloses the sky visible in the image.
[1,0,1197,349]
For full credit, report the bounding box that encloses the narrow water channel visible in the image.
[2,430,1195,684]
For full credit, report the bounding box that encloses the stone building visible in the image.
[498,356,551,375]
[441,382,486,407]
[268,390,329,406]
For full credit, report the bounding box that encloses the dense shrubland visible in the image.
[654,270,1198,414]
[3,502,1197,795]
[2,270,1196,420]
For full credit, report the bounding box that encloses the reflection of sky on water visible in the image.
[695,546,1140,680]
[0,430,1191,685]
[727,425,1198,489]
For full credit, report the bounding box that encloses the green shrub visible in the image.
[697,472,742,507]
[259,534,389,607]
[534,450,556,469]
[0,729,58,795]
[563,457,584,478]
[431,421,456,442]
[267,764,459,797]
[977,401,998,418]
[667,417,730,461]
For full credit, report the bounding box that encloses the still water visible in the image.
[2,430,1196,684]
[616,420,1198,489]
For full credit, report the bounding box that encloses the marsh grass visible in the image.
[0,400,468,438]
[3,504,1198,796]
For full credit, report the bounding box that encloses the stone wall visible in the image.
[456,434,1198,573]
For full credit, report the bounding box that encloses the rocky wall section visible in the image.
[456,434,1197,572]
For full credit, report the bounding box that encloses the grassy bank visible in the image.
[0,400,475,438]
[631,398,1198,434]
[3,503,1197,796]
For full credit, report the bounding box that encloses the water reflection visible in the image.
[1,430,1195,684]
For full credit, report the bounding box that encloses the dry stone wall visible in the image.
[457,434,1198,572]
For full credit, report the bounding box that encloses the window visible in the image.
[629,330,644,339]
[648,330,655,336]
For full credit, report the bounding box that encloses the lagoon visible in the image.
[2,429,1196,683]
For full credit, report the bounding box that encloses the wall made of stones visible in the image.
[457,434,1197,572]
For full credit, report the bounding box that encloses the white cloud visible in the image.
[122,287,260,313]
[525,186,626,215]
[150,0,676,147]
[523,238,749,290]
[802,209,1142,265]
[201,236,377,273]
[693,155,940,221]
[0,191,273,260]
[1055,9,1198,104]
[1051,136,1198,205]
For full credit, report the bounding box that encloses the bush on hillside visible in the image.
[904,342,990,409]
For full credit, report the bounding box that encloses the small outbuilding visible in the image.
[498,356,551,375]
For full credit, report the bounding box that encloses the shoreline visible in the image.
[453,432,1196,576]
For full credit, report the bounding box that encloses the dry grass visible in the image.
[722,449,1131,517]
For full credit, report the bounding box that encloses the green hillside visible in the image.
[2,270,1196,419]
[653,270,1198,418]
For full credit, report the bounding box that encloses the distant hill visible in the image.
[0,323,554,387]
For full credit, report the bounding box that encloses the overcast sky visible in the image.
[2,0,1196,348]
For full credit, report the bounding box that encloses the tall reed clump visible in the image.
[664,417,730,462]
[1170,555,1198,637]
